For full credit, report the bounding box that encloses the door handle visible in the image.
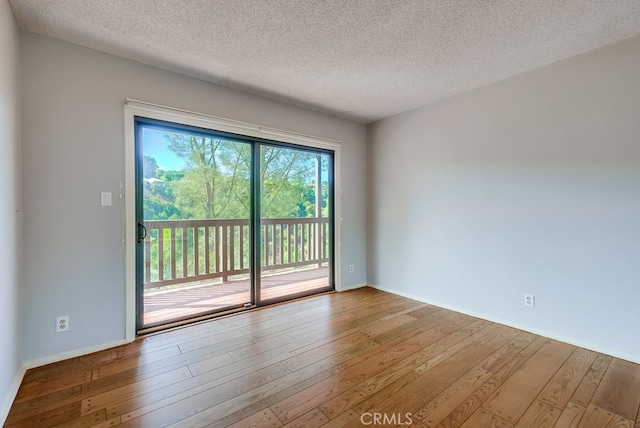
[137,222,147,243]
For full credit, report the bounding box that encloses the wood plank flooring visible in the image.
[6,287,640,427]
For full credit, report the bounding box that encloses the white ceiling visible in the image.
[9,1,640,123]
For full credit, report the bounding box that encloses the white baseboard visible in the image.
[1,338,133,425]
[337,282,367,292]
[22,339,131,370]
[369,284,640,365]
[0,363,27,425]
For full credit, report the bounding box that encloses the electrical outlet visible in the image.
[56,316,69,332]
[349,264,355,273]
[524,294,535,308]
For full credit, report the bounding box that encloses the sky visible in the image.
[142,127,186,171]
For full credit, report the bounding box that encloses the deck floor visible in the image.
[143,267,329,325]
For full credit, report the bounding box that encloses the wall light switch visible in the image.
[101,192,112,206]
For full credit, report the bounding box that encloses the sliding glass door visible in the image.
[135,118,334,332]
[258,146,333,302]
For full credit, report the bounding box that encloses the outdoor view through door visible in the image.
[135,118,334,331]
[259,145,332,302]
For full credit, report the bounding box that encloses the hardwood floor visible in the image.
[6,287,640,427]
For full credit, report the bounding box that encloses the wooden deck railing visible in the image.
[143,218,329,289]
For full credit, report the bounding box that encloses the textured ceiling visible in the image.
[9,1,640,123]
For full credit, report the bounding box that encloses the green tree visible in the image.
[143,155,159,179]
[142,162,186,220]
[260,147,317,218]
[165,133,325,219]
[168,134,250,219]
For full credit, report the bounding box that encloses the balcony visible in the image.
[141,217,330,326]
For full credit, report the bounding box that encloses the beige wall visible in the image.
[368,34,640,362]
[20,31,367,361]
[0,0,22,421]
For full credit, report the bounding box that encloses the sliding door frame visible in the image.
[134,118,258,332]
[254,141,335,306]
[124,100,342,341]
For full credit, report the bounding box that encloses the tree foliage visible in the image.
[143,132,329,220]
[167,134,250,219]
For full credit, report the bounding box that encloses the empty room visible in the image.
[2,1,640,427]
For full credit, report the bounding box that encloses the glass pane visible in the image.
[139,124,251,328]
[259,146,332,301]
